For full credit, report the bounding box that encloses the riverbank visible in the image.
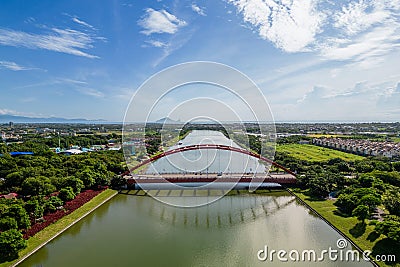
[1,189,117,267]
[289,188,398,267]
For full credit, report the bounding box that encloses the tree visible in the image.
[371,178,386,194]
[373,161,392,172]
[25,199,44,220]
[4,204,30,230]
[352,205,369,222]
[4,171,25,191]
[392,161,400,172]
[0,229,27,262]
[43,196,64,213]
[359,194,381,213]
[375,219,400,243]
[308,175,333,198]
[58,187,75,202]
[0,156,17,179]
[93,172,111,187]
[358,174,375,188]
[110,175,127,189]
[61,176,84,194]
[370,171,400,187]
[75,168,95,188]
[21,176,55,196]
[335,194,358,214]
[383,189,400,216]
[0,217,18,231]
[337,161,351,173]
[354,161,374,173]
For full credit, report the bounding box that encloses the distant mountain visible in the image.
[155,117,181,124]
[0,114,106,123]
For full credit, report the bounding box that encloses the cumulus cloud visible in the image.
[0,27,102,58]
[0,61,31,71]
[228,0,326,52]
[138,8,187,35]
[228,0,400,67]
[191,4,206,16]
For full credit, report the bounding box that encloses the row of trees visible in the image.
[0,149,125,195]
[275,149,400,246]
[0,140,127,262]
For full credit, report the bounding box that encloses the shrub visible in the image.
[58,187,76,202]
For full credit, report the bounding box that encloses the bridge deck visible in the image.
[125,173,297,185]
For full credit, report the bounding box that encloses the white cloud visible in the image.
[0,27,101,58]
[0,61,31,71]
[191,4,206,16]
[333,0,390,36]
[145,40,167,48]
[76,88,105,98]
[284,80,400,121]
[138,8,187,35]
[228,0,400,68]
[228,0,326,52]
[320,25,400,61]
[320,1,400,66]
[151,33,193,67]
[0,109,18,115]
[0,108,38,117]
[72,17,97,30]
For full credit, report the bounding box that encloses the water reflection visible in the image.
[123,190,295,228]
[20,192,372,267]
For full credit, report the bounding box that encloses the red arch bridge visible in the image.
[122,144,297,188]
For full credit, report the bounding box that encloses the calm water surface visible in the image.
[21,193,371,267]
[147,130,266,174]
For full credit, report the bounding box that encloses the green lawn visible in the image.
[307,134,351,138]
[293,189,399,267]
[277,144,364,162]
[1,189,117,267]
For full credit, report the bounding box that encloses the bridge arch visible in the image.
[122,144,296,177]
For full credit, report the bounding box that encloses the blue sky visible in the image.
[0,0,400,122]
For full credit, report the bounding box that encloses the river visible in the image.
[20,130,372,266]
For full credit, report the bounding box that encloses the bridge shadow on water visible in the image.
[119,189,296,228]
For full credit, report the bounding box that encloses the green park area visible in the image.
[277,144,364,162]
[292,189,399,267]
[0,189,117,267]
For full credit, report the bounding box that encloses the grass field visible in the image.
[293,189,399,267]
[307,134,350,138]
[1,189,117,267]
[277,144,364,162]
[392,137,400,143]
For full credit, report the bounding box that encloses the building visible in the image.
[313,138,400,158]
